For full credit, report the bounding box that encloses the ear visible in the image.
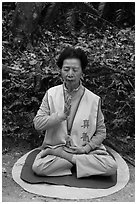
[80,72,84,80]
[60,70,64,82]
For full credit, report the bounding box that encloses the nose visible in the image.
[68,68,73,77]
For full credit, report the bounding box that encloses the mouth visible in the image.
[66,78,75,81]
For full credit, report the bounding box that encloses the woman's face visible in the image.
[61,58,82,90]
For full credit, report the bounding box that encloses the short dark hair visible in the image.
[57,46,88,71]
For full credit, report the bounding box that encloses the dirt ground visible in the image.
[2,143,135,202]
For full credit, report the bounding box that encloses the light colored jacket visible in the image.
[34,85,106,151]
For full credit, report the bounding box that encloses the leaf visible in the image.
[29,59,38,65]
[9,101,22,110]
[31,97,39,103]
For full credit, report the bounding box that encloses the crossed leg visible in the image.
[32,146,117,178]
[32,147,74,176]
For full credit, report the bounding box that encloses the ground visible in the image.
[2,141,135,202]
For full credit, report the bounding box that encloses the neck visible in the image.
[65,82,81,93]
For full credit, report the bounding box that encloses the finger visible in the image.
[65,103,71,109]
[65,94,71,101]
[66,96,71,104]
[64,108,70,115]
[64,100,71,108]
[66,101,71,107]
[64,105,71,115]
[63,146,76,153]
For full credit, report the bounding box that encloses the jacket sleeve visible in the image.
[84,98,106,153]
[33,92,65,131]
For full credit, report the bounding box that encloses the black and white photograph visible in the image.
[2,1,135,202]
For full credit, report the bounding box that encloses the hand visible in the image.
[64,95,71,117]
[40,146,64,158]
[63,146,85,154]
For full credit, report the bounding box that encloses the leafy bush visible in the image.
[2,5,134,158]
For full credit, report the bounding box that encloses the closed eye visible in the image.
[63,67,70,71]
[73,69,78,72]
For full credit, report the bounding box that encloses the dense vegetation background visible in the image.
[2,2,135,163]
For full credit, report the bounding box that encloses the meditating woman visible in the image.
[32,46,117,178]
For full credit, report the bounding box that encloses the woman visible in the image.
[32,46,117,178]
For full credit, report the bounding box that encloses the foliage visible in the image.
[2,4,135,158]
[98,2,135,27]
